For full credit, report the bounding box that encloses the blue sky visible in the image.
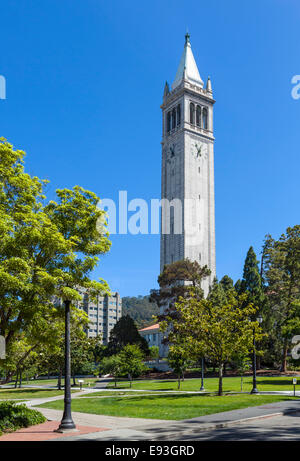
[0,0,299,296]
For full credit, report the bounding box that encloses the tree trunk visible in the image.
[218,363,224,396]
[73,375,76,386]
[257,355,261,371]
[57,369,62,390]
[15,370,19,388]
[115,377,117,388]
[182,372,185,381]
[178,375,181,389]
[19,370,22,388]
[241,375,243,392]
[280,342,288,373]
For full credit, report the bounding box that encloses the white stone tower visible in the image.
[160,33,216,296]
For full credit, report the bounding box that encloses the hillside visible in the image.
[122,295,159,329]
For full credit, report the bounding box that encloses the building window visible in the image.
[196,105,201,127]
[190,103,195,125]
[177,104,181,126]
[202,108,208,130]
[172,108,176,130]
[167,112,171,133]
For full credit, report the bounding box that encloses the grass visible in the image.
[107,376,300,393]
[20,377,98,388]
[0,388,73,399]
[38,393,298,420]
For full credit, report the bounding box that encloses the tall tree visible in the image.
[0,139,111,354]
[107,315,149,356]
[262,226,300,371]
[150,259,210,348]
[241,247,264,307]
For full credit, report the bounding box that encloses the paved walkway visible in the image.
[0,421,108,441]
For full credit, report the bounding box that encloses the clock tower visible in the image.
[160,33,216,296]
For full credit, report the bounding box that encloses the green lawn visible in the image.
[0,388,71,399]
[108,376,300,393]
[38,393,298,420]
[20,377,98,388]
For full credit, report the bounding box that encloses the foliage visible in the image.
[166,281,263,395]
[167,348,190,389]
[100,355,123,387]
[150,259,210,348]
[262,226,300,371]
[107,315,149,356]
[122,296,159,329]
[0,139,111,356]
[233,354,252,391]
[118,344,147,386]
[0,401,46,435]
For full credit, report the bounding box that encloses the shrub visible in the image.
[0,401,46,435]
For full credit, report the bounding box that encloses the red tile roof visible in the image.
[139,323,160,332]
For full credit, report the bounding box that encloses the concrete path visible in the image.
[31,407,171,430]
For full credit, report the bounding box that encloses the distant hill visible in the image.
[122,295,159,329]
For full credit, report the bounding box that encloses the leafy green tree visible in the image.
[0,139,111,379]
[150,259,210,349]
[107,315,149,356]
[233,354,251,391]
[167,348,190,389]
[168,282,262,395]
[100,355,123,388]
[149,346,159,360]
[118,344,147,388]
[262,227,300,371]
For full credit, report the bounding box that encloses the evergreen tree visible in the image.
[107,315,149,356]
[241,246,264,307]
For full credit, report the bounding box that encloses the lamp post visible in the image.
[251,314,263,395]
[56,299,77,432]
[200,357,205,391]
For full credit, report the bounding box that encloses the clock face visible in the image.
[191,142,208,160]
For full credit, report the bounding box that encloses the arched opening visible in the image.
[190,102,195,125]
[167,111,171,132]
[202,107,208,130]
[172,108,176,130]
[177,104,181,126]
[196,105,201,127]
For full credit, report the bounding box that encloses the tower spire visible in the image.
[172,33,204,90]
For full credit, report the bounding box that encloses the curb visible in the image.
[158,408,300,439]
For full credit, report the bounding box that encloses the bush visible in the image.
[0,401,46,435]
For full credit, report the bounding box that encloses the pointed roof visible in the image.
[172,33,204,90]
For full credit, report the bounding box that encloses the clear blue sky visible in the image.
[0,0,299,297]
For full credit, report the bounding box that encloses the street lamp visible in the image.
[251,314,263,395]
[56,299,77,432]
[200,357,205,391]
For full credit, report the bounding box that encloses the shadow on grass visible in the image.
[0,388,61,395]
[257,379,293,386]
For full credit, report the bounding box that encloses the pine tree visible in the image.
[107,315,149,356]
[241,246,264,307]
